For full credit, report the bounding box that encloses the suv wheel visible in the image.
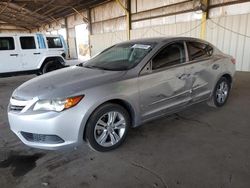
[85,103,130,152]
[42,61,61,74]
[207,77,231,107]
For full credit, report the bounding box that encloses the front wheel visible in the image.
[85,103,130,152]
[207,77,231,107]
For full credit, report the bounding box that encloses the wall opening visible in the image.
[58,28,67,40]
[75,24,90,61]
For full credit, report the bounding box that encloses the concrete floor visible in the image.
[0,72,249,188]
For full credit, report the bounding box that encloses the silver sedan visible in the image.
[8,37,235,152]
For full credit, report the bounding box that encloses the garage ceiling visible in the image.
[0,0,108,30]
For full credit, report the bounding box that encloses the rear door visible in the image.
[46,36,65,56]
[184,41,214,102]
[0,36,21,73]
[138,41,191,121]
[19,36,43,71]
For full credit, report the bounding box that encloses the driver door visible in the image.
[138,41,192,121]
[0,36,21,73]
[19,36,43,71]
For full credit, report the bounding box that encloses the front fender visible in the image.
[77,84,141,143]
[37,55,66,69]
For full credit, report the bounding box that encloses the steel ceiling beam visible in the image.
[0,0,109,30]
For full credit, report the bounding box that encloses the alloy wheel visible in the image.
[94,111,126,147]
[216,81,229,104]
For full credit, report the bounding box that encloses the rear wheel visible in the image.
[207,77,231,107]
[85,103,130,152]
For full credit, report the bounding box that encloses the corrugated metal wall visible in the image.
[129,14,250,71]
[91,0,126,34]
[206,14,250,71]
[29,0,250,71]
[90,31,127,55]
[90,1,250,72]
[90,13,250,71]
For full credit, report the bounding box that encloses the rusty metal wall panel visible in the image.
[236,15,248,71]
[241,14,250,71]
[206,13,250,71]
[132,11,202,29]
[91,0,126,23]
[131,20,201,39]
[90,12,250,71]
[92,17,126,34]
[89,31,127,55]
[90,0,250,71]
[135,0,186,13]
[68,28,78,59]
[210,0,238,6]
[132,1,194,22]
[90,0,126,34]
[209,2,250,17]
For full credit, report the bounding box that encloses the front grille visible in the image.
[9,105,25,112]
[21,132,64,144]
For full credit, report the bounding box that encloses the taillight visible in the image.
[231,58,236,64]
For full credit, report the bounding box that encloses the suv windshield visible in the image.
[84,42,155,71]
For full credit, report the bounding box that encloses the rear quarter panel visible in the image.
[211,49,236,92]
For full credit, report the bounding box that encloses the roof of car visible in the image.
[0,33,60,37]
[117,36,205,45]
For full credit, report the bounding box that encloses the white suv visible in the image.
[0,33,68,76]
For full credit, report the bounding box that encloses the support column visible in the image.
[87,9,92,35]
[65,17,70,58]
[200,0,209,39]
[87,8,92,57]
[115,0,131,40]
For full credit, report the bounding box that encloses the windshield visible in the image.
[83,42,155,71]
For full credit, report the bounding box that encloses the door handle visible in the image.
[177,74,190,80]
[212,64,220,70]
[10,54,18,56]
[33,53,41,55]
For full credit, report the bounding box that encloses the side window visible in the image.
[46,37,63,48]
[20,37,36,49]
[152,42,185,70]
[187,42,213,61]
[36,34,46,49]
[0,37,15,50]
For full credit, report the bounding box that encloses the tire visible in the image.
[36,71,42,76]
[85,103,130,152]
[207,77,231,107]
[41,61,62,74]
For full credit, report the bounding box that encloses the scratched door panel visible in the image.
[138,66,190,120]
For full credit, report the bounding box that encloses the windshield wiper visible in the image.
[83,65,126,71]
[83,65,109,70]
[76,63,84,67]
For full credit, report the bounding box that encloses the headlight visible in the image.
[33,96,83,112]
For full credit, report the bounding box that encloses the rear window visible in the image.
[46,37,63,48]
[0,37,15,50]
[20,37,36,49]
[187,42,213,61]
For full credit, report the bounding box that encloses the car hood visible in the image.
[13,66,126,100]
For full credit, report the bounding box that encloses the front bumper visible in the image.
[8,102,86,150]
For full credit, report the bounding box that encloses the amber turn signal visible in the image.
[64,96,84,109]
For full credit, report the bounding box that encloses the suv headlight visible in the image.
[33,96,83,112]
